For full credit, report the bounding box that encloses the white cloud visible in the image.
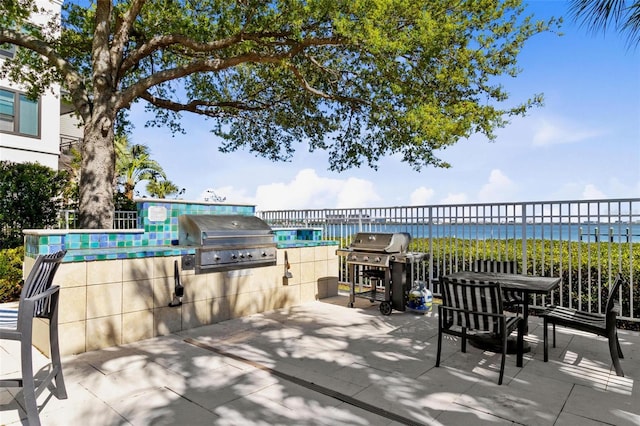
[477,169,517,202]
[606,177,640,198]
[203,169,383,211]
[550,179,640,201]
[440,193,469,204]
[335,177,382,208]
[532,117,603,147]
[409,187,435,206]
[582,184,606,199]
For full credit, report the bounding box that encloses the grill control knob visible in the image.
[375,257,382,263]
[363,256,369,261]
[240,253,245,259]
[247,253,253,258]
[261,251,268,257]
[231,254,238,260]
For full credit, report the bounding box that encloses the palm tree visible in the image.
[146,179,180,199]
[115,135,166,200]
[569,0,640,46]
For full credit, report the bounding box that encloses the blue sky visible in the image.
[129,1,640,211]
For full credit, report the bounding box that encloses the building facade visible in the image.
[0,0,82,170]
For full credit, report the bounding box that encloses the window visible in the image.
[0,88,40,137]
[0,43,16,59]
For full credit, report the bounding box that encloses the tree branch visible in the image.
[117,45,310,110]
[286,63,366,105]
[116,33,353,110]
[112,0,146,74]
[120,33,244,73]
[139,90,270,116]
[0,29,91,122]
[120,29,348,75]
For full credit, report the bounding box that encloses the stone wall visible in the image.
[29,245,338,356]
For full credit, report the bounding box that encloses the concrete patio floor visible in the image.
[1,295,639,426]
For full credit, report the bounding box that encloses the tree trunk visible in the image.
[124,183,134,201]
[78,114,116,229]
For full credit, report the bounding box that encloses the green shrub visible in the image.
[0,161,71,248]
[411,237,640,320]
[0,247,25,303]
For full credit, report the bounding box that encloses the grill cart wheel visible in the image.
[379,302,392,316]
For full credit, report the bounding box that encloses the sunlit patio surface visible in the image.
[1,296,639,426]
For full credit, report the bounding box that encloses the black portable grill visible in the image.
[179,214,277,273]
[336,232,428,315]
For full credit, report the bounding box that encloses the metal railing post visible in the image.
[521,203,527,274]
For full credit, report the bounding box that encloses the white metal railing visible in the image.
[59,135,82,153]
[258,198,640,323]
[57,210,138,230]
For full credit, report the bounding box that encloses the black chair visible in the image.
[0,250,68,426]
[473,259,523,312]
[436,276,524,385]
[541,274,625,376]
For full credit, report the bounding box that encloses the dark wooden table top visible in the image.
[443,271,561,294]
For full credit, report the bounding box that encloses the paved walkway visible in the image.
[1,296,639,425]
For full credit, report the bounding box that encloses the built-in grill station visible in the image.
[179,214,277,273]
[336,232,428,315]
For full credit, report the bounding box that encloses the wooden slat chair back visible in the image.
[436,277,524,385]
[542,274,625,376]
[472,259,523,310]
[0,250,68,426]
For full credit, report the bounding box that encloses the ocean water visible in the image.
[324,223,640,243]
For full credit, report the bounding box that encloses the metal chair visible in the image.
[473,259,523,312]
[542,274,625,376]
[436,276,524,385]
[0,250,68,426]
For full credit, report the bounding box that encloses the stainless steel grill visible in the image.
[179,214,277,273]
[337,232,427,315]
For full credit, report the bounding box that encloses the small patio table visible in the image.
[442,271,561,354]
[443,271,561,334]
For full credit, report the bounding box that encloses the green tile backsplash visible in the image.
[24,201,335,261]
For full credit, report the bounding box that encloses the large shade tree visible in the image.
[1,0,559,228]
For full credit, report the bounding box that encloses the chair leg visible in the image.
[49,318,67,399]
[552,323,556,347]
[608,330,624,377]
[436,327,443,367]
[461,327,467,353]
[498,333,507,385]
[516,320,524,368]
[21,334,41,426]
[543,317,549,362]
[616,333,624,359]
